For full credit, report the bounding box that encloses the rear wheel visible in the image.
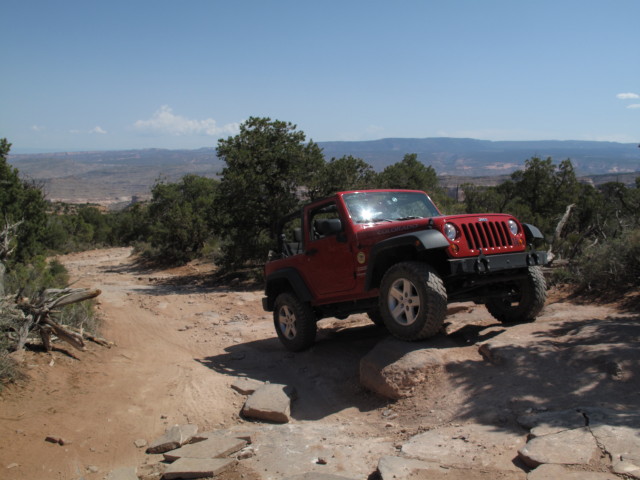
[273,292,317,351]
[485,266,547,323]
[379,261,447,341]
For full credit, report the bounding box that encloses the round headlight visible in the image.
[444,223,457,241]
[508,219,519,235]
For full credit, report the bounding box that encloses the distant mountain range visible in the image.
[320,137,640,175]
[8,138,640,206]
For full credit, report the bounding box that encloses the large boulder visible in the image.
[360,338,446,399]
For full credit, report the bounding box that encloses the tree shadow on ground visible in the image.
[197,322,392,421]
[442,313,640,429]
[101,259,261,296]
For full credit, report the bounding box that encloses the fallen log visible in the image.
[4,287,105,353]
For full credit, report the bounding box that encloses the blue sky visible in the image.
[2,0,639,153]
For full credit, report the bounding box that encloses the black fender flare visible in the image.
[264,267,313,311]
[523,223,544,243]
[364,230,449,290]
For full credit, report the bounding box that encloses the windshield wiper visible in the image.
[368,217,394,223]
[395,216,423,221]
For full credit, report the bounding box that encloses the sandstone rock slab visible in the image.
[191,428,253,445]
[242,383,293,423]
[613,459,640,479]
[163,436,247,462]
[231,377,264,395]
[518,427,598,468]
[105,467,138,480]
[478,340,533,366]
[377,455,448,479]
[162,457,236,479]
[147,424,198,454]
[283,473,357,480]
[378,455,523,479]
[517,408,586,437]
[527,463,619,480]
[401,423,525,471]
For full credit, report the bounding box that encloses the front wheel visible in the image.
[273,292,317,351]
[485,266,547,323]
[379,261,447,341]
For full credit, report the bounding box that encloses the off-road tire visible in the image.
[485,266,547,323]
[273,292,317,351]
[378,261,447,341]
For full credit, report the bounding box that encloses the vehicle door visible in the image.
[303,200,356,297]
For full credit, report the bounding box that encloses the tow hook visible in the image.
[474,250,490,274]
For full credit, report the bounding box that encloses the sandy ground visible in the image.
[0,247,638,479]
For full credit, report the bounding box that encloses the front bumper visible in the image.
[447,250,547,276]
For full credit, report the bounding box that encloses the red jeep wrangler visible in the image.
[262,189,547,351]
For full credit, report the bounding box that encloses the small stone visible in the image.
[134,439,147,448]
[87,465,99,473]
[237,447,255,460]
[6,463,19,469]
[316,457,328,465]
[45,435,68,445]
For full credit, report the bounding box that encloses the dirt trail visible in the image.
[1,248,638,479]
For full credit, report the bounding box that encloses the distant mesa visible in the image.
[8,138,639,206]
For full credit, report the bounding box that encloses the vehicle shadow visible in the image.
[197,321,393,421]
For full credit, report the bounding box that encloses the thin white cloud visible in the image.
[627,104,640,109]
[70,127,108,134]
[134,105,239,136]
[616,92,639,99]
[31,125,45,132]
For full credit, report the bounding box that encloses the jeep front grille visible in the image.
[460,220,514,251]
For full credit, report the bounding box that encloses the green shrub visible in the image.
[570,228,640,295]
[5,256,69,299]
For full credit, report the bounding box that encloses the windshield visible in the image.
[342,191,440,224]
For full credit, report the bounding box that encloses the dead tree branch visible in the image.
[547,203,575,265]
[3,288,103,353]
[0,219,23,261]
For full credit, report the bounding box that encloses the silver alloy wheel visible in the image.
[387,277,421,326]
[277,305,297,339]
